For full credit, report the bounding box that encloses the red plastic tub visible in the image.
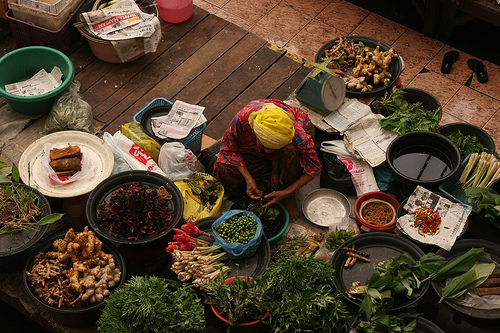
[354,191,400,233]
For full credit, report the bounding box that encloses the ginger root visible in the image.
[27,227,121,308]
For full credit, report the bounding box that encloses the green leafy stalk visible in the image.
[356,309,418,333]
[439,263,495,302]
[425,247,484,282]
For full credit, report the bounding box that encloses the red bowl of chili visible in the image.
[355,192,400,233]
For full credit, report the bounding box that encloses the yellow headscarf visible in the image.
[248,103,295,150]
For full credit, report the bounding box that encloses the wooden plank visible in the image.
[203,52,303,140]
[93,13,229,128]
[102,20,248,133]
[172,32,267,105]
[81,7,210,112]
[197,45,285,126]
[269,62,310,101]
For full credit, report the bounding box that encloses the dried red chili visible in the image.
[96,181,175,240]
[410,206,442,236]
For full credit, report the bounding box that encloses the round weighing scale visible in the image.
[295,65,346,116]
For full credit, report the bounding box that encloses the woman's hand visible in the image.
[246,180,262,200]
[262,190,288,207]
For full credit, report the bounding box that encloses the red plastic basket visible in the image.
[5,1,83,52]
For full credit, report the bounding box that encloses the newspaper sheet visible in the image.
[4,67,62,97]
[343,112,397,167]
[151,101,206,140]
[80,0,159,41]
[396,186,472,251]
[322,98,371,133]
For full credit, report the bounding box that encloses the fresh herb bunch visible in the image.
[97,276,206,333]
[446,130,491,159]
[465,187,500,228]
[260,256,352,332]
[352,252,446,320]
[356,310,418,333]
[201,275,270,327]
[0,183,63,235]
[325,227,356,251]
[374,87,441,134]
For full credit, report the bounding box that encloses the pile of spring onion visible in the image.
[459,152,500,189]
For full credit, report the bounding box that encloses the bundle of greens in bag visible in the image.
[43,80,94,134]
[212,210,263,259]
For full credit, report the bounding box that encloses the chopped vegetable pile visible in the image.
[411,206,442,236]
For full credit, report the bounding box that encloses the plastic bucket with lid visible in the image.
[157,0,193,23]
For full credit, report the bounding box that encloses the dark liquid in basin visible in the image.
[393,152,452,181]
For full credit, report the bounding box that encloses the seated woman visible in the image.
[213,99,321,222]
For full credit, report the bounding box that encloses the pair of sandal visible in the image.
[440,51,488,83]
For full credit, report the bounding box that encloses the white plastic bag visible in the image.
[320,140,379,196]
[102,131,167,176]
[41,143,97,186]
[158,142,197,181]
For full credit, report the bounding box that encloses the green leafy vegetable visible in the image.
[439,263,495,302]
[325,227,356,251]
[0,158,12,182]
[425,247,484,282]
[374,86,441,134]
[446,130,491,159]
[465,187,500,228]
[261,256,352,332]
[353,253,431,320]
[98,276,206,333]
[356,309,418,333]
[201,275,270,327]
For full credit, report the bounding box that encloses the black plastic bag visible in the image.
[319,151,356,195]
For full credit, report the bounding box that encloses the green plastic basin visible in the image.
[0,46,74,115]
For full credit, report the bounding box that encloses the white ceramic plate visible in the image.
[19,131,114,198]
[302,189,351,227]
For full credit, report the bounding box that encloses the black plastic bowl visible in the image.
[0,183,51,269]
[23,231,126,327]
[386,131,462,197]
[331,233,428,311]
[86,170,183,261]
[315,35,402,95]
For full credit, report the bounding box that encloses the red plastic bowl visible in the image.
[355,192,400,233]
[210,276,269,326]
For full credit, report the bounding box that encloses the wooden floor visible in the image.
[0,5,313,168]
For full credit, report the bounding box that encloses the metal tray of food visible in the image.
[302,189,351,227]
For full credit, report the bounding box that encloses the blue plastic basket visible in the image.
[134,98,206,155]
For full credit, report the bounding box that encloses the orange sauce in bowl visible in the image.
[360,200,395,226]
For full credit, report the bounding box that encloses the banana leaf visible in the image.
[439,263,495,303]
[428,247,484,281]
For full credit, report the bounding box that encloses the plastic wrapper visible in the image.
[314,218,360,262]
[41,143,97,186]
[43,80,94,134]
[175,173,224,222]
[158,142,196,181]
[121,121,162,162]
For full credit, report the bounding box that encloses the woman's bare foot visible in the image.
[283,195,301,223]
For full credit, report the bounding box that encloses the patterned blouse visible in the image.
[217,99,322,178]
